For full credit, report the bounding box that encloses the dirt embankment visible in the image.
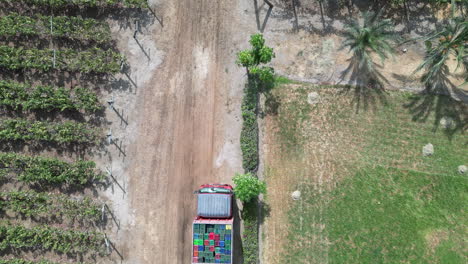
[111,1,254,263]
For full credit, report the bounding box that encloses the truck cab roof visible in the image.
[197,186,233,218]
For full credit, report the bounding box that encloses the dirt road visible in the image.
[118,1,253,263]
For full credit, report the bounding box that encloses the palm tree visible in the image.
[414,17,468,92]
[342,11,398,88]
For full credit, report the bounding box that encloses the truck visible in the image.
[192,183,234,264]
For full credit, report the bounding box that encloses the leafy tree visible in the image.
[342,11,398,87]
[233,173,266,203]
[414,11,467,91]
[236,33,275,82]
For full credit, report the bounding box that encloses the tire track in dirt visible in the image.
[122,0,249,263]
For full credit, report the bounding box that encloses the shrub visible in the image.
[233,173,266,204]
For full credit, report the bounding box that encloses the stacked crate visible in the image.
[193,223,232,263]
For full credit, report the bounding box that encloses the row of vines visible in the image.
[0,13,111,43]
[0,0,140,262]
[0,0,148,8]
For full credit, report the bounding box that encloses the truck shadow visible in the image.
[232,200,244,264]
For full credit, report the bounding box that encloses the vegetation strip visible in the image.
[240,77,259,173]
[0,80,101,112]
[0,13,111,43]
[0,119,99,144]
[0,46,123,73]
[0,259,60,264]
[0,152,104,185]
[0,190,102,222]
[236,33,275,264]
[0,224,105,253]
[0,0,148,8]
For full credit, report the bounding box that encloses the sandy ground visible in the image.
[98,0,257,263]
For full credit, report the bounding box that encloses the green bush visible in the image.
[241,201,259,264]
[233,173,266,204]
[236,33,275,83]
[240,79,259,173]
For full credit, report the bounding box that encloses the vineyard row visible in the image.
[0,190,102,223]
[0,0,148,8]
[0,80,101,112]
[0,259,64,264]
[0,13,111,43]
[0,46,122,73]
[0,119,99,144]
[0,224,105,253]
[0,152,104,185]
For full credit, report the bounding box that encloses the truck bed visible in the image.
[192,219,233,264]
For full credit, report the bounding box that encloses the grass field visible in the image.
[262,83,467,264]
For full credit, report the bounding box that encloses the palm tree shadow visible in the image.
[339,55,388,112]
[403,69,468,140]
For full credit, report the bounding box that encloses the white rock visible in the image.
[307,92,320,105]
[422,143,434,156]
[291,190,301,200]
[458,165,467,174]
[440,117,455,129]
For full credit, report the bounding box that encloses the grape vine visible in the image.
[0,259,61,264]
[0,153,104,185]
[0,0,148,8]
[0,119,99,144]
[0,190,102,223]
[0,80,101,112]
[0,13,111,43]
[0,46,123,73]
[0,224,105,253]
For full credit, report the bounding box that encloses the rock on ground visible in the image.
[422,143,434,156]
[291,190,301,200]
[458,165,467,174]
[307,92,320,105]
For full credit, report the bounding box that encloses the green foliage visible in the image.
[342,11,398,85]
[0,46,123,73]
[236,50,255,68]
[0,0,148,8]
[0,224,105,253]
[241,201,259,264]
[414,17,468,90]
[233,173,266,203]
[0,119,99,144]
[236,33,275,82]
[0,152,104,185]
[250,66,275,83]
[0,13,111,43]
[0,190,101,223]
[0,259,61,264]
[0,80,101,112]
[240,79,259,173]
